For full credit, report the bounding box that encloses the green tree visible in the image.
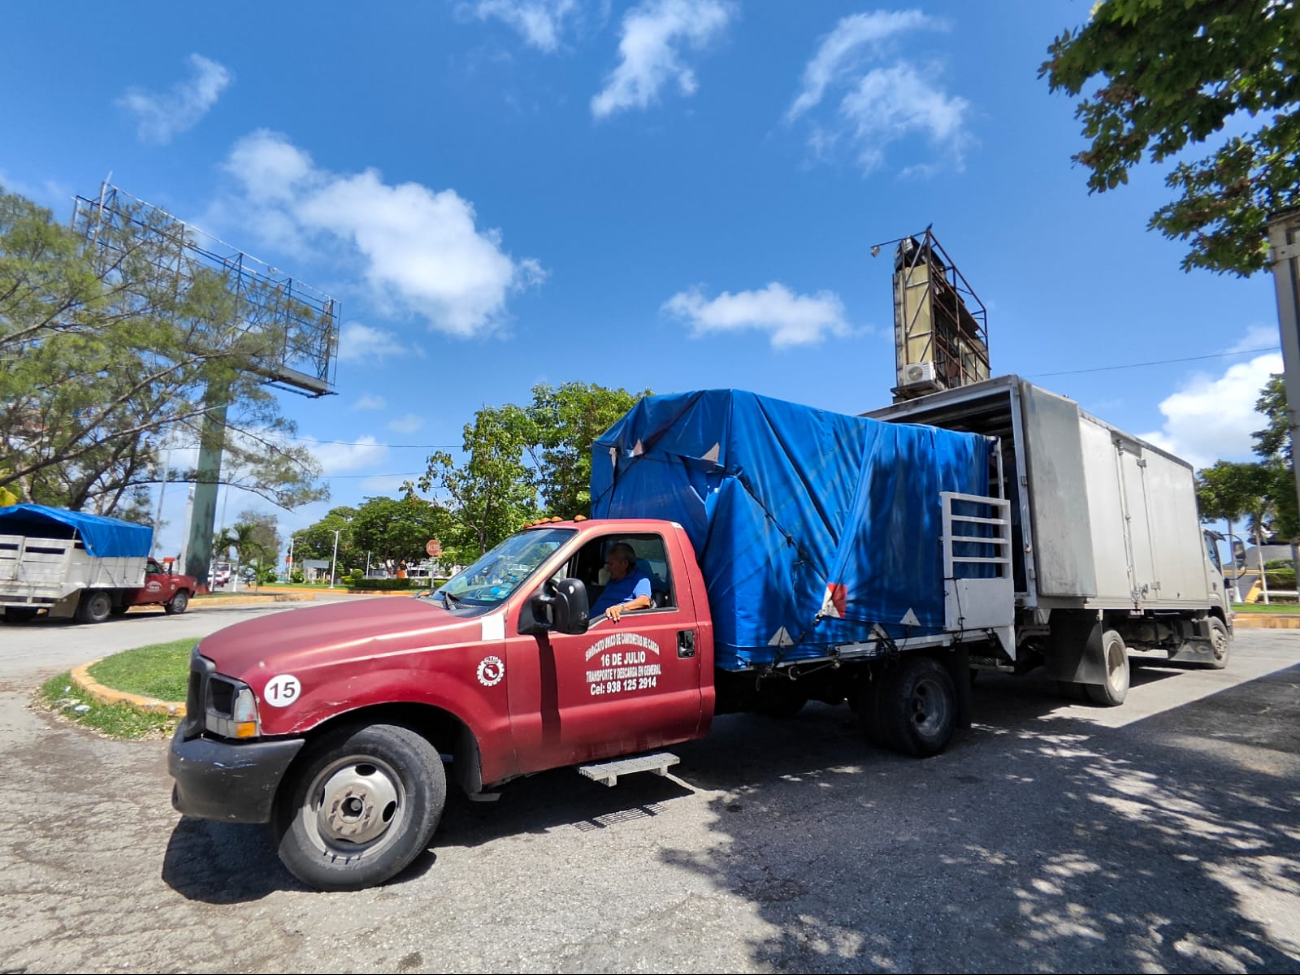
[215,513,279,590]
[525,381,647,517]
[1250,374,1299,539]
[296,506,358,575]
[351,494,452,569]
[0,187,327,514]
[1197,460,1272,564]
[1040,0,1299,275]
[413,405,538,559]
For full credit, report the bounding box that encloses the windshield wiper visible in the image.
[438,589,461,608]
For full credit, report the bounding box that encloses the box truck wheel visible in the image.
[274,723,445,891]
[877,656,956,757]
[1206,618,1231,670]
[1084,630,1129,706]
[75,590,112,624]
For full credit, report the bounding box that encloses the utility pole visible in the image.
[1267,207,1300,523]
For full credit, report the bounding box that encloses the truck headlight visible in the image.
[204,676,262,740]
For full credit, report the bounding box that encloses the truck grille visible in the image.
[181,651,215,739]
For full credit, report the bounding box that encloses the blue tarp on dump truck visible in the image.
[0,504,152,559]
[590,389,991,671]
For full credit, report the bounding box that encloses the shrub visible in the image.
[1265,569,1296,589]
[342,577,425,591]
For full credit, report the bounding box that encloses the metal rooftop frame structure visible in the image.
[891,227,989,402]
[72,182,338,397]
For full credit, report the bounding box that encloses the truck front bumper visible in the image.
[169,727,306,824]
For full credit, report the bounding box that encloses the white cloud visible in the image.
[117,54,232,145]
[361,474,420,495]
[219,130,544,336]
[663,282,851,348]
[352,393,388,411]
[388,413,425,434]
[338,323,407,363]
[1138,351,1284,468]
[591,0,736,119]
[1231,323,1281,355]
[303,435,389,475]
[786,11,969,175]
[469,0,580,52]
[786,10,931,121]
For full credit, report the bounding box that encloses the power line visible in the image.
[1030,346,1279,378]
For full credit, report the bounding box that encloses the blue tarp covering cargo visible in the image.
[590,390,990,671]
[0,504,152,559]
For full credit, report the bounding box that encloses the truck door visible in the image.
[1114,438,1157,603]
[504,531,704,774]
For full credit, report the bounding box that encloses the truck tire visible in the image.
[274,723,446,892]
[1084,629,1129,706]
[1206,617,1231,670]
[876,655,956,758]
[165,590,190,615]
[75,590,112,625]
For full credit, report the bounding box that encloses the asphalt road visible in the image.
[0,611,1297,974]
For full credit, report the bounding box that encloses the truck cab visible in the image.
[169,518,714,891]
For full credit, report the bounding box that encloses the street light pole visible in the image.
[329,529,341,589]
[1267,207,1300,527]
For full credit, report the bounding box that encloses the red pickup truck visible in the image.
[170,517,970,891]
[169,384,1230,891]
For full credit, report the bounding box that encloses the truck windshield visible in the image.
[437,528,574,607]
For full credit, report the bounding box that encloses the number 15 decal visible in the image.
[264,674,302,707]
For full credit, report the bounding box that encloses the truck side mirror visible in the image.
[529,578,590,635]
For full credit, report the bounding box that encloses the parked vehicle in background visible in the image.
[0,504,198,623]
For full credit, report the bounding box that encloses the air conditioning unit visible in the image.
[902,361,940,387]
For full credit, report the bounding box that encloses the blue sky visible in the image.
[1,1,1281,555]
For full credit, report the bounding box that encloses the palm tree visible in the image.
[214,523,272,593]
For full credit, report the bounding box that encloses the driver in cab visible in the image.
[590,542,652,623]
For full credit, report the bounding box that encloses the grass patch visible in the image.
[87,638,192,702]
[1232,602,1300,614]
[37,672,178,740]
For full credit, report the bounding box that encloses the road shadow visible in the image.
[653,662,1300,973]
[440,766,697,849]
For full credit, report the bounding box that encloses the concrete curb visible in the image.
[1233,614,1300,629]
[70,660,186,716]
[191,592,318,609]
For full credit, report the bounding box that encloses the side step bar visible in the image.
[578,752,680,788]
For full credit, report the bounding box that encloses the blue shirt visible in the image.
[591,572,652,614]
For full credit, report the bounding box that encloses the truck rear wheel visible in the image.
[1084,629,1130,706]
[274,723,446,892]
[75,590,112,625]
[165,590,190,615]
[876,656,956,758]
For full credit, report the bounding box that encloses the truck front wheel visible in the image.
[876,656,956,758]
[274,723,446,892]
[165,590,190,615]
[75,590,112,624]
[1207,618,1231,670]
